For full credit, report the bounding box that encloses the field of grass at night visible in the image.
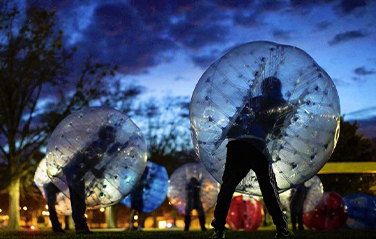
[1,229,376,239]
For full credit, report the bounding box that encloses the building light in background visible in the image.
[45,205,48,210]
[133,215,138,220]
[100,208,105,212]
[23,206,27,211]
[84,214,88,218]
[158,221,166,229]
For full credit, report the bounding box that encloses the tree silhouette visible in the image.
[319,117,376,197]
[0,4,140,229]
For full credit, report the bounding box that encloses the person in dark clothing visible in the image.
[289,183,308,230]
[210,77,293,239]
[62,125,121,234]
[43,182,65,233]
[185,177,207,231]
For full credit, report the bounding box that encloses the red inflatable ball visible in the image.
[303,192,347,230]
[226,195,264,231]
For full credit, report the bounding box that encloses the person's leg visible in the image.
[297,213,304,230]
[184,208,192,231]
[290,212,297,230]
[211,141,252,232]
[69,181,90,233]
[251,149,288,232]
[196,202,207,231]
[44,183,64,232]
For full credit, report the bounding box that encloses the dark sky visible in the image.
[19,0,376,138]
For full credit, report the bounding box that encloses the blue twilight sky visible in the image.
[18,0,376,138]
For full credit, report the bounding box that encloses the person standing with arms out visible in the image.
[210,77,293,239]
[185,177,207,231]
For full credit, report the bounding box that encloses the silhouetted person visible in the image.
[43,182,65,233]
[185,177,207,231]
[210,77,293,239]
[62,125,121,234]
[290,183,308,230]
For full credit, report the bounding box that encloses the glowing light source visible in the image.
[133,215,138,220]
[45,205,48,210]
[100,208,105,212]
[158,221,166,229]
[84,214,88,218]
[23,206,27,211]
[30,225,35,230]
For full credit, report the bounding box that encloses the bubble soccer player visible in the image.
[61,125,125,234]
[210,77,293,239]
[185,177,207,231]
[289,183,309,231]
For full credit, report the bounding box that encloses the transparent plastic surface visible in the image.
[226,194,263,231]
[303,192,347,230]
[46,107,147,207]
[344,194,376,229]
[121,161,168,213]
[280,175,323,213]
[190,41,340,195]
[34,158,71,215]
[168,163,219,215]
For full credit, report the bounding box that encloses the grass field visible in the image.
[0,229,375,239]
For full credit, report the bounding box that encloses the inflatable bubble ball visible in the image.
[303,192,347,230]
[46,107,147,207]
[168,163,219,215]
[280,175,323,213]
[226,194,263,231]
[190,41,340,195]
[121,161,169,213]
[34,158,72,215]
[344,193,376,229]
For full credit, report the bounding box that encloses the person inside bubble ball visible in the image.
[62,125,125,234]
[184,177,207,231]
[210,77,293,239]
[289,183,308,231]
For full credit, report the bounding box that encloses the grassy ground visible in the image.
[0,229,375,239]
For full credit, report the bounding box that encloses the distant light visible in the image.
[23,206,27,211]
[100,208,105,212]
[42,211,50,216]
[45,205,49,210]
[19,207,21,210]
[84,214,88,218]
[0,209,2,213]
[158,221,166,229]
[133,215,138,220]
[30,225,35,230]
[2,215,9,220]
[167,222,173,228]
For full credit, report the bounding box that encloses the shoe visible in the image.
[209,229,225,239]
[275,229,294,238]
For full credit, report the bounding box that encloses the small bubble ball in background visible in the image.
[279,175,324,213]
[303,191,347,230]
[34,158,72,215]
[343,193,376,229]
[226,194,264,231]
[121,161,169,213]
[168,163,219,215]
[190,41,340,195]
[46,107,147,208]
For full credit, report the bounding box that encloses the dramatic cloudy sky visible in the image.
[23,0,376,138]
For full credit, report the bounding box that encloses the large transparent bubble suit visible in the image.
[168,163,219,215]
[46,107,147,208]
[121,161,169,213]
[279,175,324,213]
[190,41,340,195]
